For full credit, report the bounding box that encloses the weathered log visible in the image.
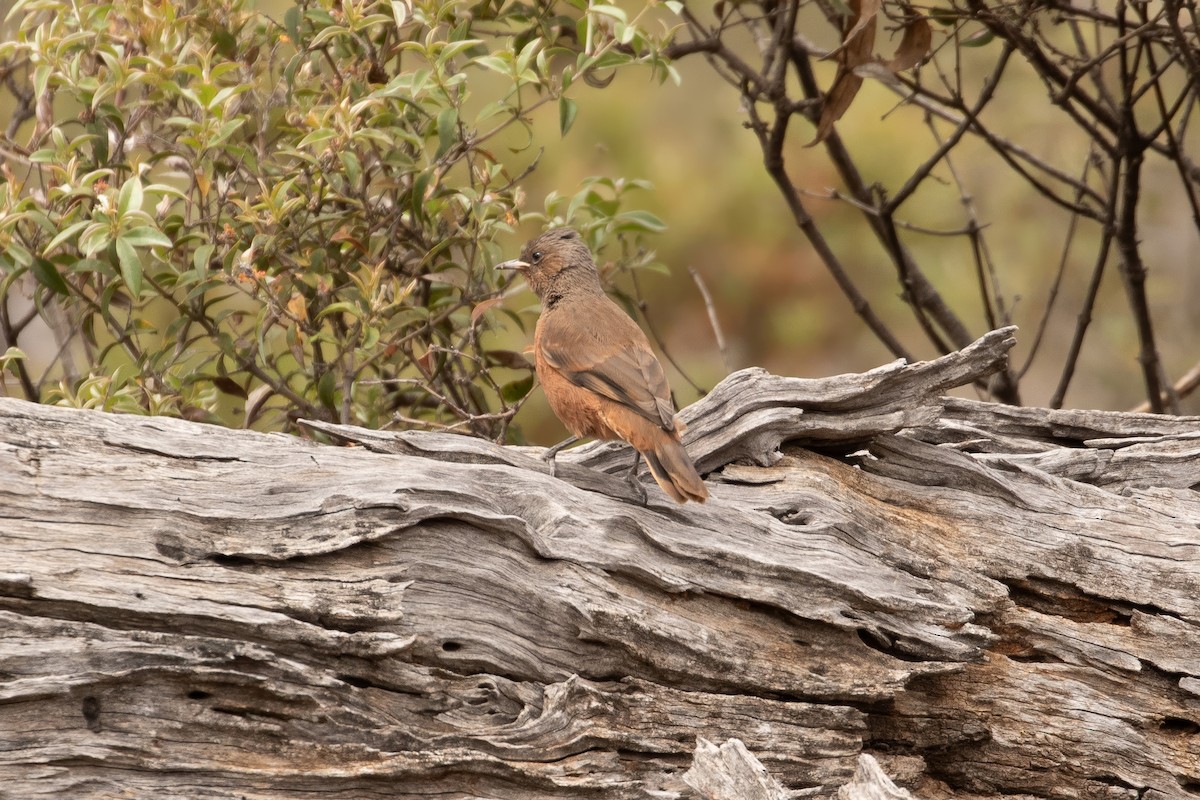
[2,325,1198,799]
[684,738,789,800]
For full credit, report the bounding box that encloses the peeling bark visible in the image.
[2,326,1198,799]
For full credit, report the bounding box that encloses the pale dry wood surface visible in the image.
[1,326,1198,799]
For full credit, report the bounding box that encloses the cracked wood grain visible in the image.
[2,326,1199,799]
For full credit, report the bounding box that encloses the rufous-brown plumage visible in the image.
[496,228,708,504]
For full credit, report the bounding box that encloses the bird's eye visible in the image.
[531,251,543,263]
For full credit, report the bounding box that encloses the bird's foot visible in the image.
[625,474,648,505]
[624,452,648,506]
[541,435,580,480]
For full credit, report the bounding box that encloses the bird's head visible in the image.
[495,228,600,301]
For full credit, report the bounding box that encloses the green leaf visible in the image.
[929,7,959,25]
[144,182,188,202]
[340,150,362,185]
[211,28,237,59]
[487,349,532,370]
[33,63,51,100]
[616,210,668,233]
[636,260,672,277]
[436,107,458,157]
[411,170,433,222]
[388,307,430,328]
[210,118,245,147]
[592,50,632,71]
[115,236,143,296]
[472,54,509,75]
[589,4,627,24]
[0,346,27,368]
[194,243,216,272]
[89,122,110,165]
[317,370,337,410]
[559,96,578,136]
[120,227,172,248]
[117,178,143,219]
[439,38,483,63]
[78,223,111,257]
[316,301,363,320]
[515,37,541,76]
[389,0,408,29]
[284,5,301,42]
[298,128,336,148]
[69,257,112,275]
[500,374,534,403]
[213,376,248,399]
[185,281,227,303]
[962,29,995,47]
[43,219,90,254]
[310,24,349,48]
[31,256,70,296]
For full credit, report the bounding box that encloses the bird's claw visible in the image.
[626,473,648,505]
[541,449,559,478]
[624,450,648,505]
[540,435,579,481]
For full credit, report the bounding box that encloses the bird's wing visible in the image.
[539,308,677,431]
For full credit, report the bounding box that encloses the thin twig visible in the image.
[0,294,37,400]
[1130,359,1200,412]
[806,188,984,237]
[1112,4,1168,413]
[1050,159,1119,410]
[689,267,731,375]
[1019,152,1096,379]
[627,269,705,397]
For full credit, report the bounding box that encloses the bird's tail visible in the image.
[643,436,708,504]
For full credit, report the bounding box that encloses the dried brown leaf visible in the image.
[286,292,309,324]
[470,297,503,328]
[887,16,932,72]
[486,349,532,370]
[415,346,434,378]
[810,73,864,145]
[809,0,877,145]
[243,384,273,428]
[842,0,880,51]
[213,377,248,399]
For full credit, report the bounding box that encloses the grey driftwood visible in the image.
[2,326,1199,799]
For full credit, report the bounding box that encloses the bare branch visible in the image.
[690,267,732,375]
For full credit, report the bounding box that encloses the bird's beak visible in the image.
[495,259,530,272]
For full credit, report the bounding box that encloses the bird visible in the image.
[495,228,708,504]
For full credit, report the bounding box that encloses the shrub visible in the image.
[0,0,675,437]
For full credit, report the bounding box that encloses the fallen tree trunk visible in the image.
[1,326,1198,799]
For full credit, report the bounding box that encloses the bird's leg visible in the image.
[541,435,580,478]
[624,449,647,505]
